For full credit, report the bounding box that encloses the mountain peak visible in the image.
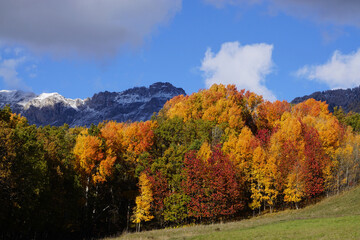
[0,82,186,126]
[150,82,173,88]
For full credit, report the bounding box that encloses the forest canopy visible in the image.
[0,84,359,239]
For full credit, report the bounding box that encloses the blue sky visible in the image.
[1,0,360,101]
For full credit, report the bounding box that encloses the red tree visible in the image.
[147,170,169,218]
[183,145,243,220]
[302,125,327,198]
[256,128,272,147]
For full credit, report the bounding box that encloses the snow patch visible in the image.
[0,90,16,93]
[21,92,85,110]
[0,90,37,107]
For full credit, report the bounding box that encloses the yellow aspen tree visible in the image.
[223,126,258,175]
[73,131,104,182]
[249,146,266,214]
[132,172,154,232]
[279,114,306,209]
[283,170,304,209]
[263,154,278,213]
[249,145,278,214]
[268,112,304,192]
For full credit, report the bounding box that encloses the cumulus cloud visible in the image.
[200,41,276,101]
[296,49,360,89]
[0,0,181,58]
[204,0,360,27]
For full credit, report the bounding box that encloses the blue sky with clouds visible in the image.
[0,0,360,101]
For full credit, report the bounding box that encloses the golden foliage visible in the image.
[132,172,154,224]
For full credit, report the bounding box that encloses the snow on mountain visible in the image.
[115,82,184,104]
[21,92,85,110]
[0,82,186,127]
[0,90,37,107]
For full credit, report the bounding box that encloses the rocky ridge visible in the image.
[291,86,360,113]
[0,82,186,127]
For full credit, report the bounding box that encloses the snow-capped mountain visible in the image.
[0,82,186,127]
[20,92,85,110]
[0,90,37,108]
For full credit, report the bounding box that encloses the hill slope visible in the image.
[113,186,360,240]
[291,86,360,112]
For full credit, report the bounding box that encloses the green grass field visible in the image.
[109,186,360,240]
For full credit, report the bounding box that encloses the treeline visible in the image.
[1,84,360,239]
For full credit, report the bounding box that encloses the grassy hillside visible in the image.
[109,185,360,240]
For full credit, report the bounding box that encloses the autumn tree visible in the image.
[73,131,107,183]
[161,84,263,135]
[132,172,154,232]
[183,146,243,221]
[302,125,327,199]
[256,100,291,130]
[147,171,169,225]
[249,146,266,214]
[249,146,278,214]
[223,126,258,176]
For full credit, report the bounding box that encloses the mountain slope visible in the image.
[0,82,186,127]
[291,86,360,112]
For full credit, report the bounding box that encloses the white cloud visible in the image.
[0,48,32,90]
[0,57,27,90]
[296,49,360,89]
[200,41,275,101]
[205,0,360,27]
[0,0,181,58]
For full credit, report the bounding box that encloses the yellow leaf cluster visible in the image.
[132,172,154,224]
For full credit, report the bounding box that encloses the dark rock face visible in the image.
[25,104,79,126]
[0,82,186,127]
[291,86,360,112]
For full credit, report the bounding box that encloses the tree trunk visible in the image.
[135,222,141,232]
[126,203,130,231]
[85,177,89,208]
[85,177,90,225]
